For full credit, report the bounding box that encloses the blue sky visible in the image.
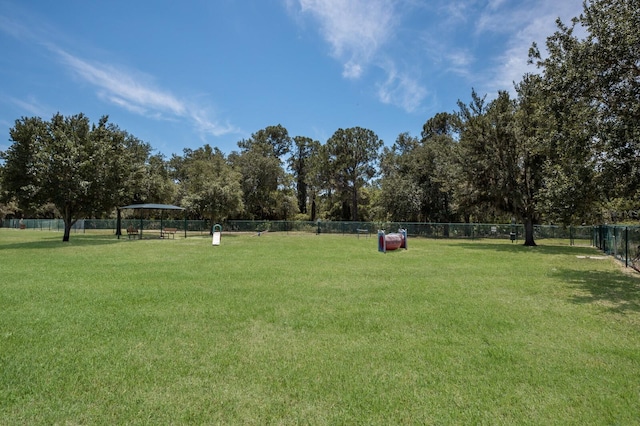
[0,0,584,157]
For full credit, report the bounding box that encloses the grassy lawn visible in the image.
[1,230,639,424]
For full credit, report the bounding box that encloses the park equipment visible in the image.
[117,203,186,239]
[378,229,407,253]
[212,224,222,246]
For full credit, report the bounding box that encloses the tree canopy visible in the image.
[1,113,151,241]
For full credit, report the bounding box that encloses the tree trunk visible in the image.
[116,208,122,239]
[351,186,358,221]
[298,181,307,214]
[523,217,537,246]
[310,194,316,222]
[63,220,72,242]
[62,206,76,242]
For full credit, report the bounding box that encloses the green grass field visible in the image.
[1,230,639,424]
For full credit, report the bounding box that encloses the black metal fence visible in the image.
[222,220,594,244]
[0,218,212,236]
[2,218,594,243]
[593,225,640,271]
[5,218,638,270]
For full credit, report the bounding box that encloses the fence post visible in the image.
[625,227,629,268]
[569,226,573,246]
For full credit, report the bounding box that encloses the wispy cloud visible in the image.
[54,48,186,116]
[290,0,431,112]
[49,47,238,138]
[473,1,585,95]
[376,62,428,113]
[402,0,586,102]
[444,49,476,80]
[296,0,396,79]
[0,12,239,140]
[6,95,50,117]
[0,14,25,39]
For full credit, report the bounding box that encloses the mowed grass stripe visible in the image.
[1,230,639,424]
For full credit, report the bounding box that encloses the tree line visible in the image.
[1,0,638,244]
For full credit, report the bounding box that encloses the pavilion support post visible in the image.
[119,204,185,239]
[116,208,122,239]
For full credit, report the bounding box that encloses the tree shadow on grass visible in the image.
[0,231,240,250]
[552,268,640,314]
[451,240,598,256]
[455,241,640,313]
[0,233,123,250]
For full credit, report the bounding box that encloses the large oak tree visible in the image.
[1,113,150,241]
[457,87,547,246]
[170,145,243,225]
[531,0,640,221]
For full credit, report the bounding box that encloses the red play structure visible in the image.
[378,229,407,253]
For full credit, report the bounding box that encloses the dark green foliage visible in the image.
[170,145,243,223]
[1,114,152,241]
[324,127,382,221]
[288,136,320,215]
[378,125,458,223]
[531,0,640,216]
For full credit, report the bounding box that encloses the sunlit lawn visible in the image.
[1,229,639,424]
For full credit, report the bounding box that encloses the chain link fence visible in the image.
[0,218,212,237]
[593,225,640,272]
[1,218,593,244]
[222,220,594,244]
[4,218,638,271]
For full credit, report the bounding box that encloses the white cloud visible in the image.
[291,0,431,112]
[342,61,363,79]
[49,46,238,138]
[487,0,507,10]
[104,95,150,116]
[409,0,584,100]
[288,0,585,113]
[447,50,473,68]
[439,1,473,25]
[7,95,49,117]
[191,109,238,138]
[474,1,585,94]
[445,49,475,79]
[296,0,396,79]
[0,14,28,40]
[53,48,186,116]
[376,62,428,113]
[1,9,239,140]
